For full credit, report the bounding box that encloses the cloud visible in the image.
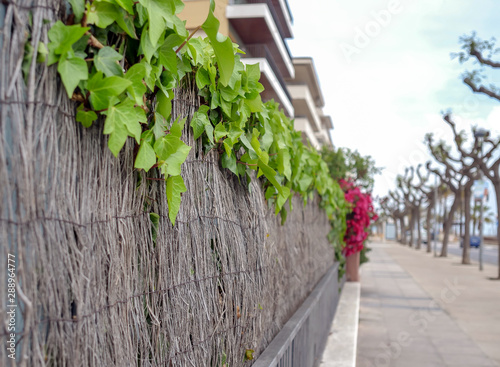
[287,0,500,197]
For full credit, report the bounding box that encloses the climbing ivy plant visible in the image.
[41,0,347,234]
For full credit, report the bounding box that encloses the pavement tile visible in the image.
[356,241,500,367]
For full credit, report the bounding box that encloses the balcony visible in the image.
[288,58,324,107]
[321,114,334,130]
[230,0,293,38]
[227,0,294,79]
[315,129,332,147]
[294,117,320,149]
[287,84,322,132]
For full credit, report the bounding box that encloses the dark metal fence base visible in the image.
[252,263,341,367]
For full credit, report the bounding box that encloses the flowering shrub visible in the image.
[340,179,378,256]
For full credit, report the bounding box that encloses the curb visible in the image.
[320,282,361,367]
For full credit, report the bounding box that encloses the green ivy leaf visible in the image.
[135,141,156,171]
[190,105,210,140]
[258,159,285,196]
[221,150,238,176]
[298,173,313,192]
[280,205,288,225]
[223,141,233,157]
[166,175,187,226]
[47,21,89,65]
[278,149,291,180]
[76,104,98,128]
[103,99,146,156]
[86,2,119,28]
[260,120,274,152]
[240,134,258,160]
[94,46,123,77]
[157,89,173,121]
[214,122,227,142]
[36,42,49,63]
[159,34,183,74]
[220,78,241,102]
[153,113,167,139]
[140,28,161,64]
[219,98,232,118]
[187,38,206,65]
[57,53,88,98]
[106,122,128,157]
[115,8,137,38]
[149,212,160,242]
[195,67,210,90]
[139,0,187,47]
[22,43,34,82]
[204,122,214,144]
[154,135,191,176]
[227,122,243,145]
[68,0,85,22]
[113,0,135,14]
[201,0,235,86]
[124,63,147,106]
[144,64,161,92]
[246,63,260,84]
[88,72,132,110]
[104,98,146,140]
[245,94,263,113]
[170,117,187,138]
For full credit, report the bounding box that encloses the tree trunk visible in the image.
[459,189,464,239]
[394,216,399,242]
[462,185,472,265]
[400,217,406,244]
[408,210,414,247]
[495,183,500,279]
[472,215,477,237]
[483,168,500,279]
[416,207,422,250]
[426,204,432,253]
[441,195,460,257]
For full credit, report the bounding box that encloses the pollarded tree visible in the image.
[388,190,409,244]
[455,34,500,277]
[464,131,500,277]
[426,115,482,263]
[455,32,500,103]
[397,167,425,249]
[379,196,399,241]
[415,164,438,253]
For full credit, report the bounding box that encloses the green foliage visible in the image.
[41,0,347,232]
[321,146,382,192]
[149,212,160,243]
[166,175,187,225]
[201,0,235,86]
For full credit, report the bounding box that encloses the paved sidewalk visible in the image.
[356,241,500,367]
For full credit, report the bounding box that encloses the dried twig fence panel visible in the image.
[0,1,337,366]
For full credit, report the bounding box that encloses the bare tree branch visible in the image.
[464,77,500,102]
[470,48,500,68]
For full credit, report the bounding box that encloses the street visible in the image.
[429,241,499,266]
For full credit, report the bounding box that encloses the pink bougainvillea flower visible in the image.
[339,179,378,257]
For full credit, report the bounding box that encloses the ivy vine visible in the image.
[32,0,347,240]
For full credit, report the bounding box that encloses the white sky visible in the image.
[286,0,500,198]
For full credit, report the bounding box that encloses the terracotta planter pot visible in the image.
[345,251,360,282]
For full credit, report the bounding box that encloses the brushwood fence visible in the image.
[0,1,338,366]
